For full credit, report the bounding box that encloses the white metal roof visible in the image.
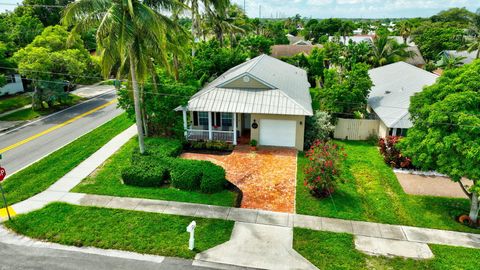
[185,54,313,116]
[368,62,439,129]
[445,50,478,65]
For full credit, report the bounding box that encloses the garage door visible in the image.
[259,119,296,147]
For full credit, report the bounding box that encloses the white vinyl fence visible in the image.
[334,118,380,140]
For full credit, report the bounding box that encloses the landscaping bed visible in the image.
[3,114,133,204]
[73,137,238,207]
[296,140,476,233]
[5,203,234,259]
[293,228,480,270]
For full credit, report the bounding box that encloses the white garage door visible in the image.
[259,119,296,147]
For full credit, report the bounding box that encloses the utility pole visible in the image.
[259,5,261,19]
[243,0,245,12]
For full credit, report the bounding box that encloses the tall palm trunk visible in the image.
[129,53,145,154]
[191,0,198,57]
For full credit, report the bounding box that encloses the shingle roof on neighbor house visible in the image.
[271,44,323,58]
[368,62,438,129]
[404,46,426,67]
[184,54,313,116]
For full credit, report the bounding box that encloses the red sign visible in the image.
[0,167,6,182]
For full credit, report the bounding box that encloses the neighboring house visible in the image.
[444,50,479,65]
[270,44,323,58]
[292,40,312,46]
[367,62,439,137]
[404,46,426,68]
[328,35,374,44]
[177,54,313,150]
[286,34,305,45]
[0,74,24,96]
[389,36,415,46]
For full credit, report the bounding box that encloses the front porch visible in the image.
[181,108,252,146]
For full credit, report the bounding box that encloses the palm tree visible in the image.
[339,21,354,44]
[204,3,245,47]
[369,35,415,67]
[397,21,413,44]
[436,53,466,69]
[63,0,176,154]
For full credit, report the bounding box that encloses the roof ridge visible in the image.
[245,54,266,74]
[277,88,313,115]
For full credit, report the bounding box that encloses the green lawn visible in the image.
[0,94,31,114]
[296,140,476,233]
[3,114,133,204]
[294,228,480,270]
[0,95,83,121]
[6,203,233,259]
[72,138,237,207]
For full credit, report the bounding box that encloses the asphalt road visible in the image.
[0,242,217,270]
[0,90,123,176]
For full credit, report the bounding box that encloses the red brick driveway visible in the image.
[181,145,298,213]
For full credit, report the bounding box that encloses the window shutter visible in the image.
[216,113,221,126]
[193,112,198,126]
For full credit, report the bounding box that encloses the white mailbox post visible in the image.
[186,221,196,250]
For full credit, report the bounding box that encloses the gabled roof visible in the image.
[368,62,438,129]
[185,54,313,116]
[271,44,323,58]
[404,46,426,67]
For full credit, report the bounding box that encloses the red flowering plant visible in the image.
[378,136,414,169]
[304,140,347,198]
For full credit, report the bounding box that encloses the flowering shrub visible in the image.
[304,140,347,198]
[378,136,413,169]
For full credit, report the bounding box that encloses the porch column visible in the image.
[233,113,237,145]
[182,107,188,139]
[208,111,213,140]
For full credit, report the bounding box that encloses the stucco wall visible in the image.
[378,121,389,138]
[250,113,305,150]
[221,76,271,89]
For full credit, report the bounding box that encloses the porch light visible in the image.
[252,119,258,129]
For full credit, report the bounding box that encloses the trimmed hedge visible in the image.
[170,159,204,191]
[200,163,227,193]
[122,161,169,187]
[122,137,228,193]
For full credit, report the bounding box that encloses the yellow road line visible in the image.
[0,99,117,154]
[0,206,16,218]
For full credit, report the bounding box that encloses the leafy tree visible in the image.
[239,35,273,58]
[14,0,74,26]
[398,61,480,223]
[413,23,465,60]
[396,20,413,44]
[318,63,372,117]
[431,7,475,27]
[467,10,480,59]
[436,53,465,69]
[13,26,96,108]
[263,21,289,45]
[63,0,179,154]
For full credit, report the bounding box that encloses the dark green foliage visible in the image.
[302,18,343,43]
[188,140,232,151]
[201,163,227,193]
[239,35,273,58]
[413,23,466,60]
[121,162,168,187]
[170,159,204,191]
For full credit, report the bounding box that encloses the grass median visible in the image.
[294,228,480,270]
[5,203,233,259]
[0,94,31,114]
[3,113,133,204]
[296,140,475,233]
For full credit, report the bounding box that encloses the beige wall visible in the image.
[378,121,389,138]
[250,113,305,150]
[334,118,380,140]
[222,76,271,89]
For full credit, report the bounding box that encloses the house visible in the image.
[177,54,313,150]
[270,44,323,58]
[367,62,438,137]
[328,35,374,44]
[0,74,24,96]
[286,34,305,45]
[444,50,479,65]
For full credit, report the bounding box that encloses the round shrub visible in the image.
[170,159,203,191]
[200,163,227,193]
[121,163,168,187]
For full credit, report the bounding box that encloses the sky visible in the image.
[0,0,478,19]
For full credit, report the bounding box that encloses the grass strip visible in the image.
[0,94,31,114]
[3,113,133,204]
[5,203,234,259]
[294,228,480,270]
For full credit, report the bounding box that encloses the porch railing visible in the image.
[187,129,234,142]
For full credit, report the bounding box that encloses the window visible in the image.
[6,74,15,84]
[221,113,233,127]
[198,112,208,126]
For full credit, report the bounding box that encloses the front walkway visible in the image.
[182,145,298,213]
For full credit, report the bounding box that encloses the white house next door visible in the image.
[259,119,296,147]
